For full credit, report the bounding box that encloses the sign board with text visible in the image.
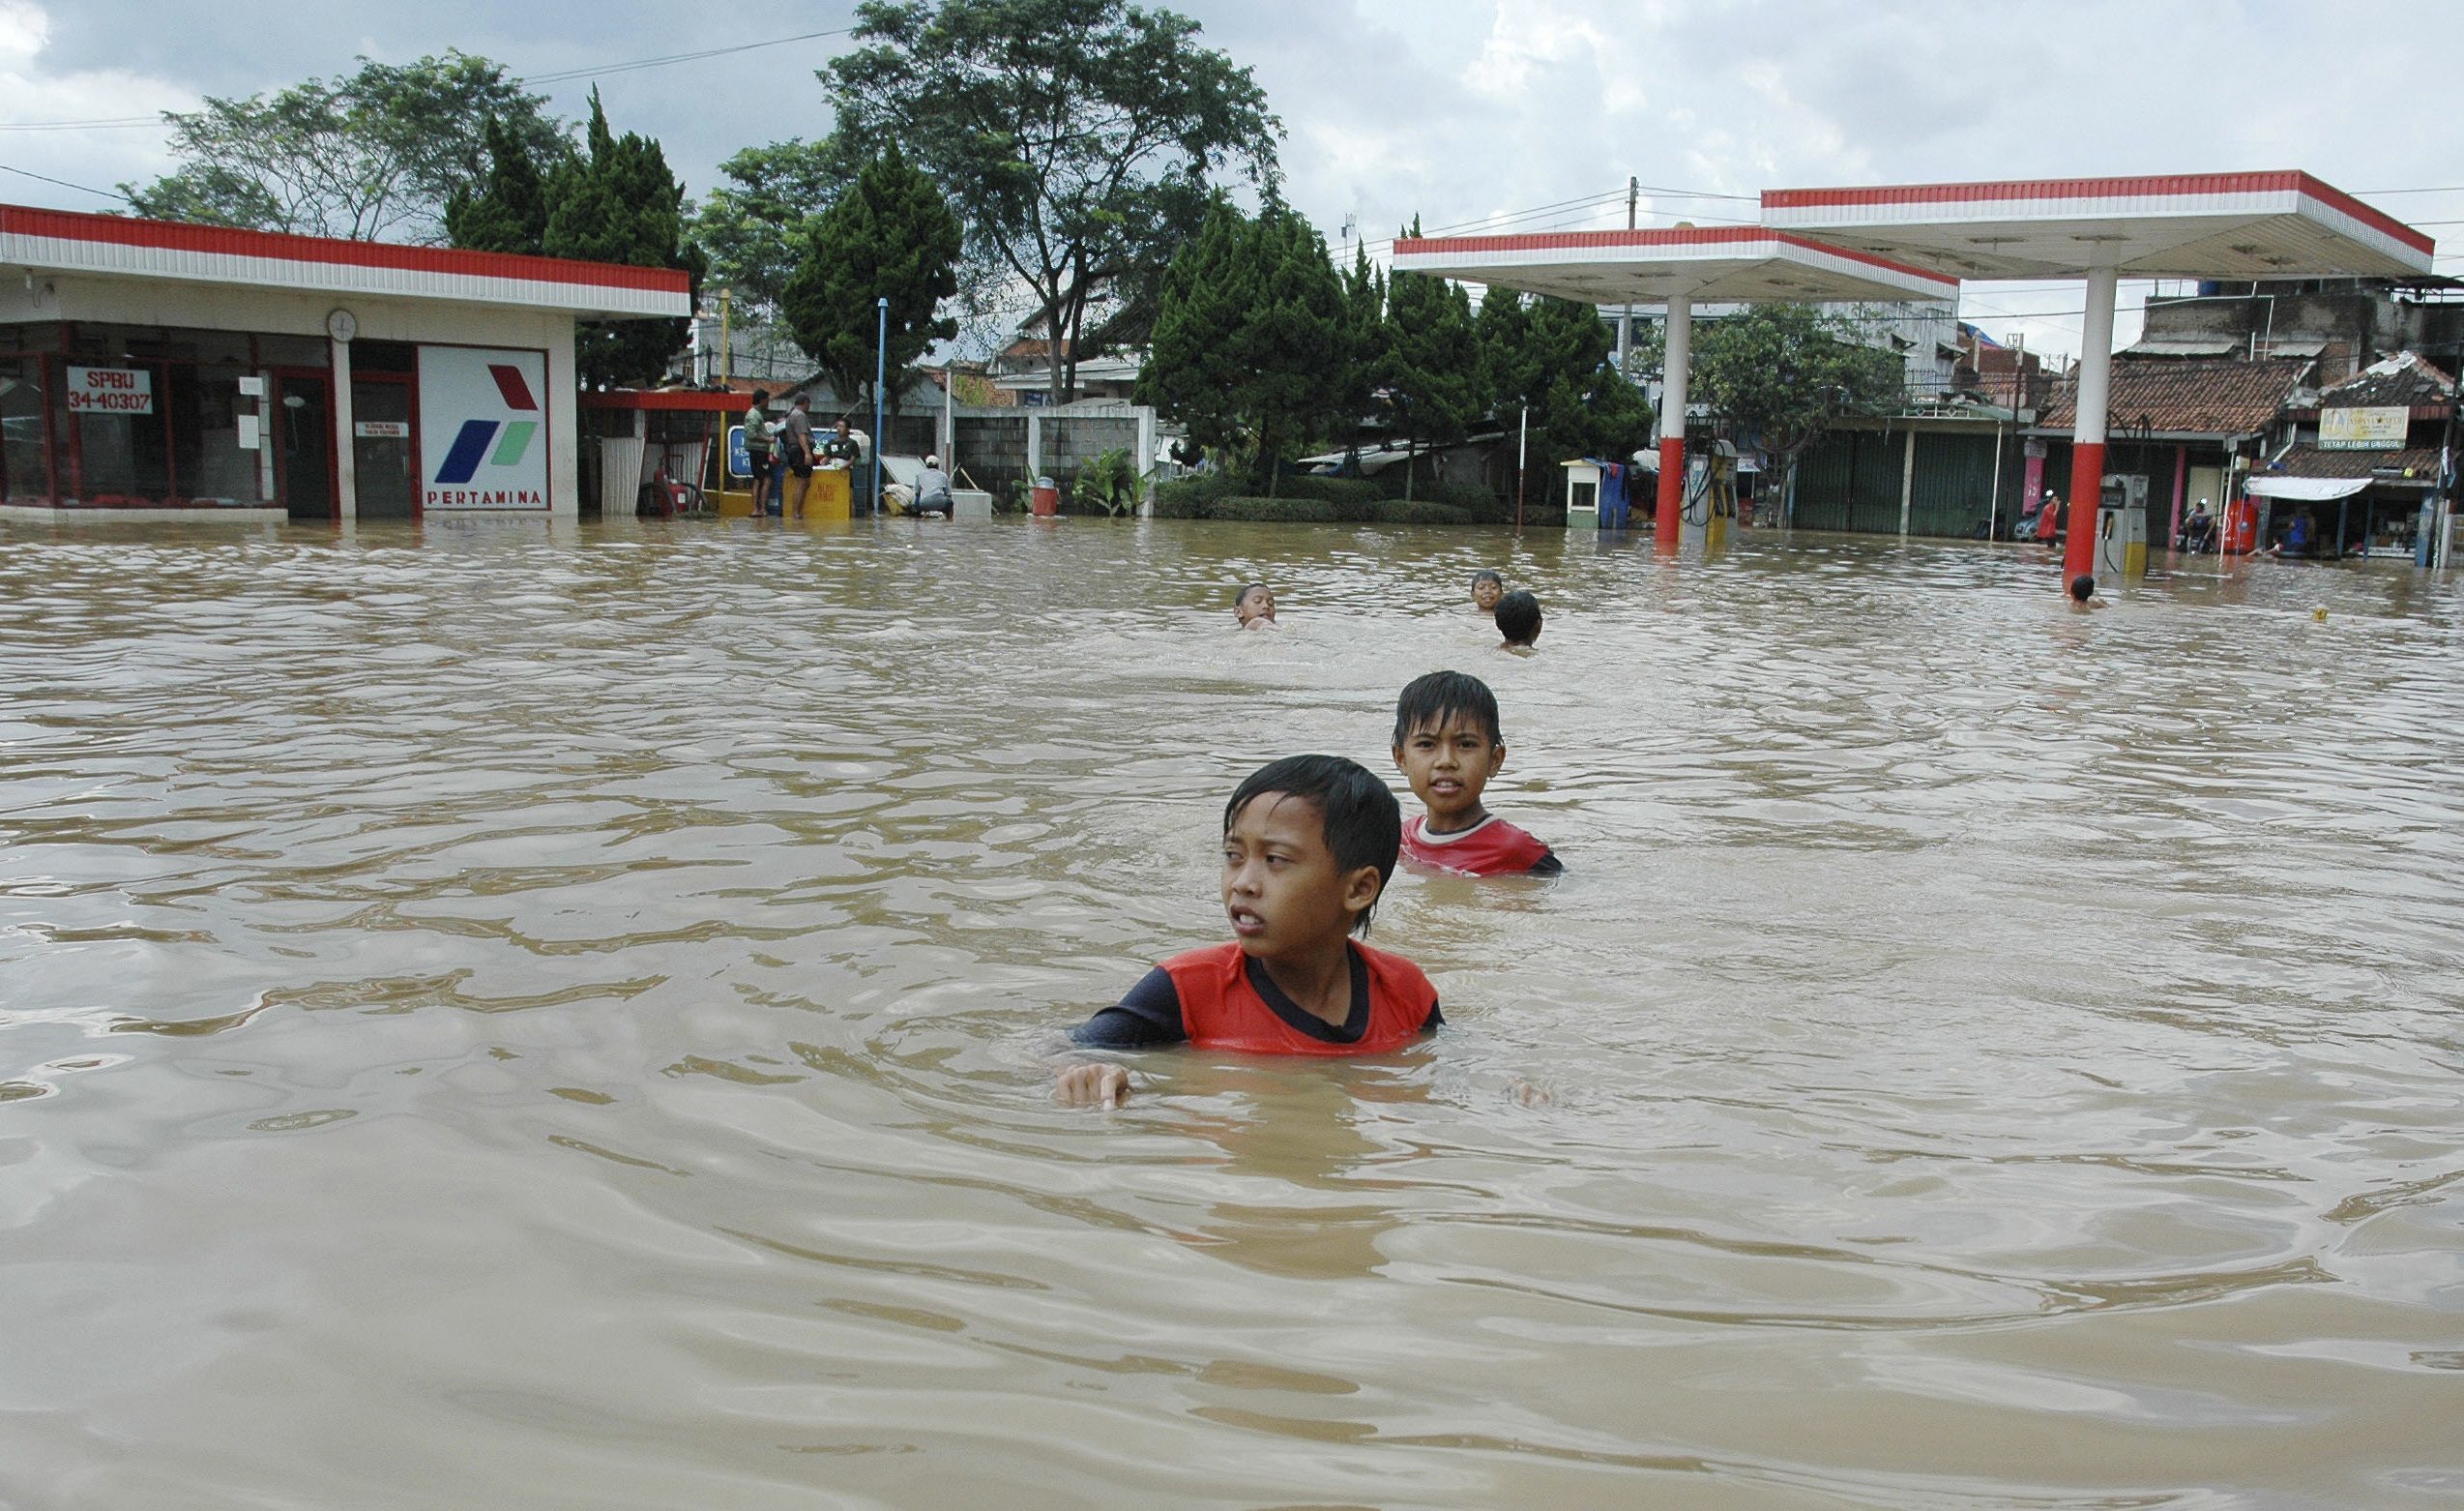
[65,366,154,414]
[2320,406,2409,450]
[417,346,549,510]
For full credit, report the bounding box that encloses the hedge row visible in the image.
[1153,472,1530,526]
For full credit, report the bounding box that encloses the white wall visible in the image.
[2,275,581,518]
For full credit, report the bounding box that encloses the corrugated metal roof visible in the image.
[0,201,689,318]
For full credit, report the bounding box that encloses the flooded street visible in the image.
[3,516,2461,1508]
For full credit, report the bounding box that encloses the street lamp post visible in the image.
[873,296,888,517]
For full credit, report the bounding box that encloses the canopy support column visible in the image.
[2065,264,2119,581]
[1657,291,1690,551]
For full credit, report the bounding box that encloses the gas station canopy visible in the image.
[1757,171,2433,281]
[1391,225,1960,303]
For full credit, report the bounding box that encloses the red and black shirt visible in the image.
[1399,815,1562,876]
[1070,940,1441,1055]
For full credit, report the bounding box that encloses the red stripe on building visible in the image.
[0,202,690,295]
[1394,227,1956,289]
[1760,172,2432,257]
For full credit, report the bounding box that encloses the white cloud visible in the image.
[0,0,200,206]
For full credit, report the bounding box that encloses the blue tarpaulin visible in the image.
[1593,459,1629,529]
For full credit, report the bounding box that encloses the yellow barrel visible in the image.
[805,468,853,520]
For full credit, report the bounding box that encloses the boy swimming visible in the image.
[1057,755,1441,1107]
[2067,574,2108,610]
[1494,589,1542,648]
[1392,670,1562,876]
[1234,581,1278,630]
[1471,570,1504,613]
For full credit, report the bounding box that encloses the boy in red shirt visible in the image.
[1392,670,1562,877]
[1057,755,1440,1107]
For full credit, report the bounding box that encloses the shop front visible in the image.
[0,203,688,522]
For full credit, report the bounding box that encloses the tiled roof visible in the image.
[2039,357,2306,435]
[2264,444,2443,480]
[2319,351,2454,407]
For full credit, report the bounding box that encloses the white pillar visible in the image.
[331,335,357,523]
[2065,264,2121,578]
[1899,427,1917,535]
[1655,292,1691,548]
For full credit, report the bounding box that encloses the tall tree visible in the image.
[444,114,549,255]
[1136,200,1254,461]
[1381,223,1478,500]
[1333,242,1388,458]
[1691,302,1902,510]
[543,90,702,388]
[688,136,868,318]
[780,143,965,413]
[124,52,565,244]
[826,0,1280,405]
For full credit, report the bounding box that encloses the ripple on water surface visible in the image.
[2,518,2461,1508]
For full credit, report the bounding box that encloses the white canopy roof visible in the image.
[1391,226,1959,304]
[2244,475,2371,501]
[1759,172,2433,281]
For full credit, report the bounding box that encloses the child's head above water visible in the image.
[1471,569,1504,611]
[1392,670,1506,832]
[1494,589,1542,646]
[1234,581,1276,627]
[1222,754,1400,939]
[2068,574,2097,603]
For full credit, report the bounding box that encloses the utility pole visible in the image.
[1616,176,1638,377]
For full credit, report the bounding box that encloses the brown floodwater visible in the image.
[2,515,2460,1509]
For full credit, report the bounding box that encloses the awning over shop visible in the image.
[2244,475,2370,501]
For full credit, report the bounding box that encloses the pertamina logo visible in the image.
[427,363,543,506]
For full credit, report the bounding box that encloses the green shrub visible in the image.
[1364,499,1473,525]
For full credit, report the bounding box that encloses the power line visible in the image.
[0,25,857,134]
[0,162,125,200]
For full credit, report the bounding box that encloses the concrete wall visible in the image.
[0,274,581,519]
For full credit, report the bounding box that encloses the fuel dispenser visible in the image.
[2095,472,2150,579]
[1684,440,1737,553]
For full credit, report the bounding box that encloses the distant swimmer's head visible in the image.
[1234,581,1276,628]
[2068,574,2097,603]
[1222,754,1399,939]
[1471,569,1504,612]
[1494,589,1542,647]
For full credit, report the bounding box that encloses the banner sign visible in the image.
[727,424,752,479]
[66,366,154,414]
[418,346,548,509]
[2320,406,2408,450]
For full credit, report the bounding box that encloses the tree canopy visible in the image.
[688,136,869,318]
[1380,224,1479,499]
[1137,199,1346,492]
[780,143,965,411]
[1690,303,1904,499]
[444,113,551,255]
[825,0,1279,401]
[124,52,565,244]
[543,90,703,388]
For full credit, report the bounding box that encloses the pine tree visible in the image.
[1237,202,1347,494]
[1137,199,1258,462]
[1381,219,1478,500]
[543,89,700,387]
[780,142,964,415]
[444,114,549,255]
[1335,241,1387,459]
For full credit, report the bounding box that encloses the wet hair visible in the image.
[1495,589,1542,644]
[1471,569,1503,590]
[1393,669,1502,748]
[1223,755,1400,934]
[2068,574,2097,603]
[1235,581,1269,607]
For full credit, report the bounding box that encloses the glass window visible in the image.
[2,356,50,501]
[167,366,272,506]
[256,334,330,368]
[64,360,171,503]
[0,323,62,355]
[352,341,418,374]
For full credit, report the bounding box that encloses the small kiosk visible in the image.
[578,389,743,516]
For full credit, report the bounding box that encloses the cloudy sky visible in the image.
[5,0,2460,364]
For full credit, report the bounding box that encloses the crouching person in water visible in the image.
[1056,755,1441,1107]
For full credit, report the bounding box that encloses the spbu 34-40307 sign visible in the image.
[65,367,154,414]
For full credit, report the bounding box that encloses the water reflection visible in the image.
[2,518,2460,1506]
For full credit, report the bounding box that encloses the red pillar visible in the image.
[1655,292,1690,553]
